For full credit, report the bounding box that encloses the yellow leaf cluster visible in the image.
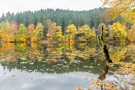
[66,24,77,34]
[103,0,135,22]
[110,22,127,39]
[110,47,127,62]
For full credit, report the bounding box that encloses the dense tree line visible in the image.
[1,20,135,43]
[0,8,108,32]
[0,6,134,43]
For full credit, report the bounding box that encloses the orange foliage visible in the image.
[0,21,18,42]
[103,0,109,5]
[28,24,35,36]
[47,20,57,40]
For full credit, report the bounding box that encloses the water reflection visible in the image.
[0,43,104,74]
[0,43,135,89]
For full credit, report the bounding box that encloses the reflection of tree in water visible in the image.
[110,46,127,62]
[0,43,44,63]
[0,42,107,74]
[0,39,135,89]
[16,43,29,61]
[98,63,109,81]
[94,25,113,89]
[45,41,97,65]
[76,43,96,60]
[93,26,135,90]
[0,43,16,52]
[0,43,19,62]
[29,43,44,61]
[97,45,135,90]
[46,43,65,64]
[1,57,106,74]
[93,26,131,89]
[95,65,135,90]
[126,44,135,62]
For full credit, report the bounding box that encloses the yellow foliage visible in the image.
[110,47,127,62]
[0,21,17,42]
[55,26,64,41]
[78,25,91,37]
[77,46,96,60]
[90,29,96,37]
[1,33,16,43]
[78,25,90,33]
[0,43,16,52]
[16,43,27,51]
[35,50,44,62]
[66,24,77,36]
[31,43,38,49]
[110,22,127,42]
[78,24,96,41]
[103,0,135,23]
[67,50,77,60]
[0,29,3,37]
[19,34,27,42]
[66,24,77,42]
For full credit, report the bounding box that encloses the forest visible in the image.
[0,7,125,43]
[0,8,108,29]
[0,6,134,44]
[0,0,135,90]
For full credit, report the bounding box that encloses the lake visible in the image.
[0,43,135,90]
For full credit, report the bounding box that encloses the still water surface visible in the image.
[0,43,135,90]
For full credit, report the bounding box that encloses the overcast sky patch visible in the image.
[0,0,103,16]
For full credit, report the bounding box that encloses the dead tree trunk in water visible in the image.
[97,25,112,63]
[97,25,113,89]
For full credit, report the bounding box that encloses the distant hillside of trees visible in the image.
[0,8,112,31]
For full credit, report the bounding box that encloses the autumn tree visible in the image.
[109,22,127,43]
[77,24,96,42]
[103,0,135,24]
[46,20,57,41]
[78,24,91,42]
[102,0,135,43]
[90,27,96,41]
[10,21,18,41]
[34,23,44,41]
[28,24,35,38]
[0,29,2,41]
[0,21,18,42]
[28,23,44,42]
[28,24,35,42]
[55,26,64,41]
[65,24,77,43]
[16,24,28,42]
[0,26,3,42]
